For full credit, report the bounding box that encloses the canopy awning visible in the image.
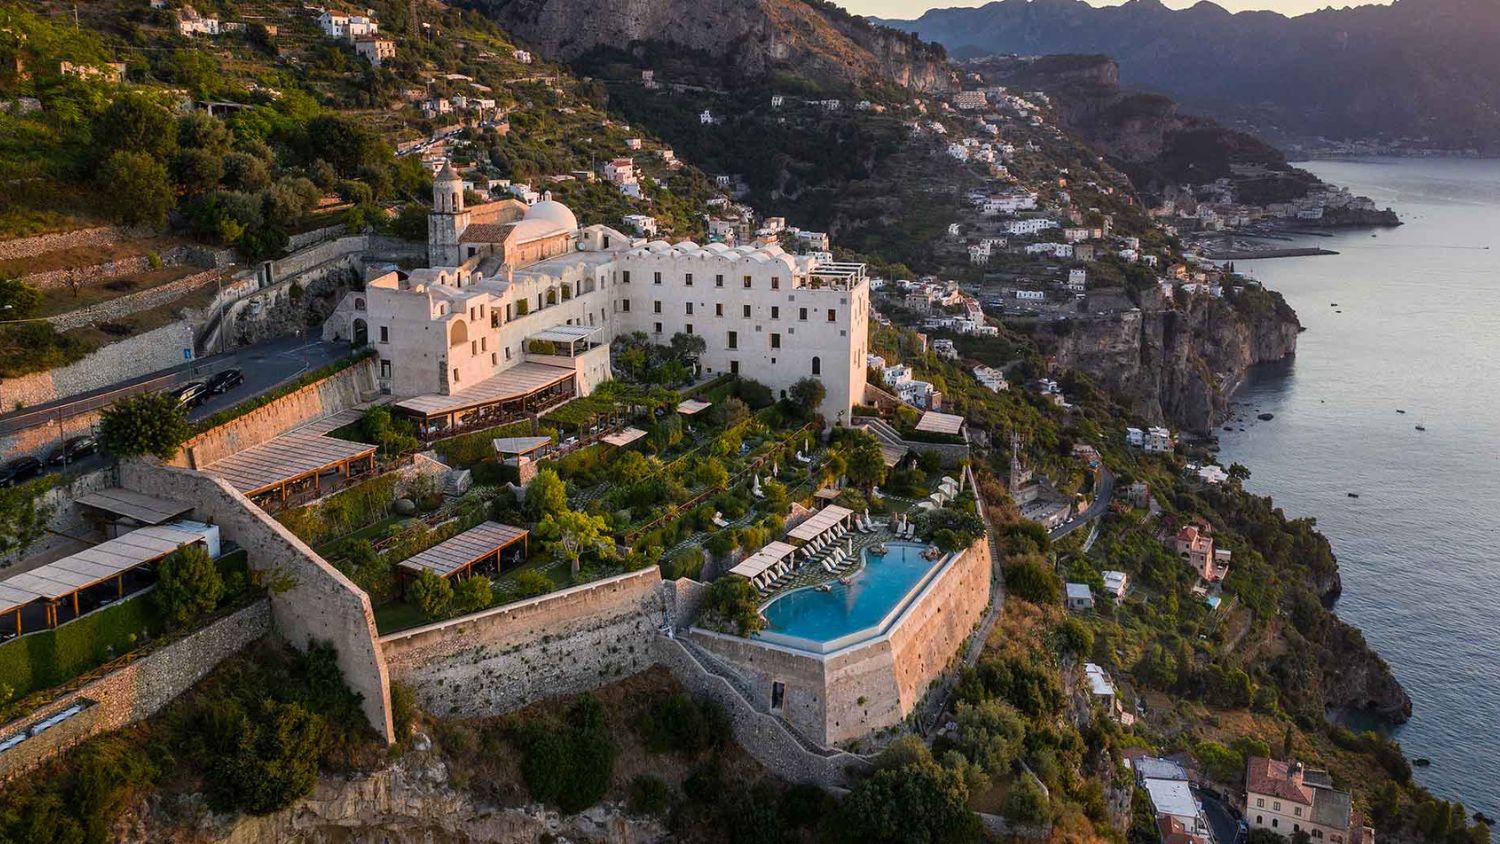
[492,436,553,456]
[787,505,853,543]
[397,521,529,578]
[529,324,599,345]
[728,541,797,580]
[0,524,208,615]
[395,362,574,417]
[600,427,646,447]
[915,410,966,436]
[74,488,192,525]
[676,399,712,416]
[204,433,377,496]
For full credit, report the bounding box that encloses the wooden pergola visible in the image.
[397,521,530,581]
[204,433,378,503]
[0,524,210,639]
[394,362,576,438]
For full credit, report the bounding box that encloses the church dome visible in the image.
[523,197,578,233]
[434,162,461,184]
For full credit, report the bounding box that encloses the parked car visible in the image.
[0,456,43,487]
[170,381,208,409]
[47,435,97,465]
[206,368,244,394]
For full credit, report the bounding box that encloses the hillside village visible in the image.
[0,2,1484,844]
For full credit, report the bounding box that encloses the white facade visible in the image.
[333,186,868,427]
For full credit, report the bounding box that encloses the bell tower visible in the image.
[428,163,469,266]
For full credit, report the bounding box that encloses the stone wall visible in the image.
[655,636,870,789]
[690,536,993,746]
[380,568,665,718]
[287,223,348,252]
[20,243,230,291]
[2,319,195,410]
[0,467,116,570]
[0,600,271,782]
[118,461,394,742]
[0,226,151,262]
[171,356,376,469]
[46,268,228,332]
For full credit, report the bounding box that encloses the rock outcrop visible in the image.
[143,751,667,844]
[1036,293,1299,434]
[474,0,957,94]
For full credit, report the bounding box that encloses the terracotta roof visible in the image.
[1158,816,1210,844]
[459,222,514,243]
[1245,757,1314,805]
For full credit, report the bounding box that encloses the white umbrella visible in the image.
[772,461,779,477]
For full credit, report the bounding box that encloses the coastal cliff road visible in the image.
[1050,466,1115,541]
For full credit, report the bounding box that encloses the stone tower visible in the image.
[428,163,468,267]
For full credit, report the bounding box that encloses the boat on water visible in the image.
[1397,409,1406,414]
[1416,424,1427,431]
[1348,493,1360,498]
[1258,412,1275,421]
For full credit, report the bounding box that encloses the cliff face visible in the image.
[472,0,957,94]
[1038,295,1299,434]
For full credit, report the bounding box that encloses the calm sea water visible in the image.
[1219,158,1500,815]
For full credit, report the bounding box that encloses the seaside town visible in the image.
[0,2,1472,843]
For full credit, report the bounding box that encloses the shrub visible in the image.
[407,570,453,619]
[514,694,616,813]
[628,774,670,816]
[1004,557,1061,605]
[153,544,224,628]
[636,694,729,756]
[205,697,328,814]
[512,569,554,599]
[452,576,493,614]
[703,577,764,636]
[662,547,705,580]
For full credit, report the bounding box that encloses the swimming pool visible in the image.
[757,541,946,653]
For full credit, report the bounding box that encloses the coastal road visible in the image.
[1050,466,1114,541]
[1196,787,1243,844]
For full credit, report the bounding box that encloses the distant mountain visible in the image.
[463,0,957,95]
[877,0,1500,151]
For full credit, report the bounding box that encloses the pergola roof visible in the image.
[397,521,529,578]
[0,524,207,615]
[394,362,574,417]
[492,436,553,456]
[915,410,966,436]
[204,433,377,496]
[600,427,646,447]
[676,398,712,416]
[728,541,797,580]
[74,488,192,525]
[529,324,598,345]
[787,505,853,543]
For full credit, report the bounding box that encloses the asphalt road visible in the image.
[1197,787,1244,844]
[1050,465,1115,540]
[2,335,351,475]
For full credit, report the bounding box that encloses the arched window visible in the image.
[354,297,366,311]
[449,321,468,347]
[546,287,558,306]
[560,283,572,301]
[811,356,821,375]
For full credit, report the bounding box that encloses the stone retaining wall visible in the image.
[2,319,196,410]
[655,636,870,789]
[20,244,232,291]
[171,356,376,470]
[0,226,151,262]
[0,599,272,782]
[379,568,664,718]
[119,462,394,743]
[0,467,116,570]
[46,268,228,332]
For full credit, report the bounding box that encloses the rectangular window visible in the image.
[743,304,751,318]
[771,276,780,290]
[685,323,693,335]
[730,360,739,375]
[622,270,631,284]
[505,347,512,360]
[743,275,752,289]
[771,333,781,349]
[727,331,738,349]
[685,272,694,286]
[491,352,497,365]
[686,302,694,315]
[452,368,460,382]
[715,274,724,287]
[622,299,631,313]
[827,308,836,322]
[771,306,779,320]
[654,300,662,314]
[771,681,785,710]
[799,307,808,321]
[379,326,389,343]
[470,340,477,355]
[380,359,391,378]
[654,321,663,334]
[715,303,724,317]
[654,271,662,285]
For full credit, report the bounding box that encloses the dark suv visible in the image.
[47,435,97,465]
[206,368,244,394]
[0,456,43,487]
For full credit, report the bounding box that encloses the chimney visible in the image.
[1290,761,1305,787]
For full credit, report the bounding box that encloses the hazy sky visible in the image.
[848,0,1394,20]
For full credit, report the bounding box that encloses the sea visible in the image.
[1217,158,1500,816]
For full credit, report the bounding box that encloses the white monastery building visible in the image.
[324,166,870,435]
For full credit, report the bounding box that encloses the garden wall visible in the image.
[0,599,271,782]
[379,567,664,718]
[172,356,377,469]
[1,319,195,409]
[0,226,151,262]
[118,461,394,743]
[45,267,228,332]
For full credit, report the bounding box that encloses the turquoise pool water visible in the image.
[758,542,943,652]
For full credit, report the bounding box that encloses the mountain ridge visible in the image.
[876,0,1500,151]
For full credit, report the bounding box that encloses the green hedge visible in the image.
[192,349,375,435]
[0,593,162,701]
